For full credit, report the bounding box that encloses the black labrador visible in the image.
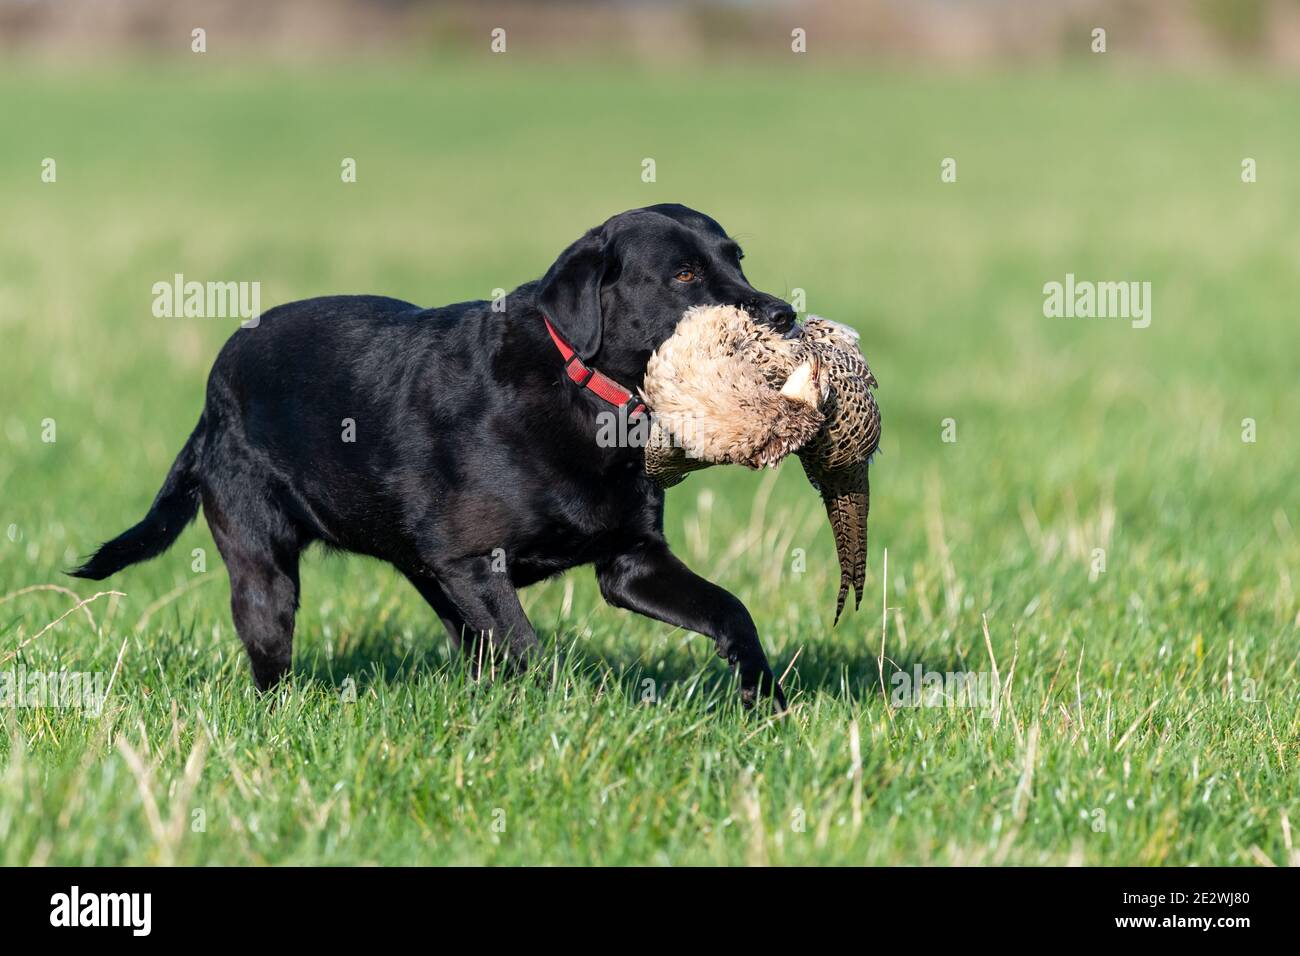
[72,204,793,708]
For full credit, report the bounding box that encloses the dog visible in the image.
[71,204,793,709]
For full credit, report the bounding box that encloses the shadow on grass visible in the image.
[285,622,973,709]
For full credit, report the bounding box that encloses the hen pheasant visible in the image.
[641,305,882,622]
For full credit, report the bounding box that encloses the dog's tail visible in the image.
[68,416,206,580]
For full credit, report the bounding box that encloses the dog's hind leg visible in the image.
[403,571,473,652]
[204,487,304,691]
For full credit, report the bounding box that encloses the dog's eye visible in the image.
[674,269,696,283]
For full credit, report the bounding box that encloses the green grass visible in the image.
[1,58,1297,865]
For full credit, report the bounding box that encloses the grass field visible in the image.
[1,58,1298,865]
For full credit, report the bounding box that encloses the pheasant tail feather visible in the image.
[816,461,869,625]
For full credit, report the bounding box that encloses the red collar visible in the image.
[543,315,646,417]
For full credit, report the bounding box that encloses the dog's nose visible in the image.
[758,299,796,333]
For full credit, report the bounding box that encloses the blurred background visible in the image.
[6,0,1300,65]
[3,0,1296,637]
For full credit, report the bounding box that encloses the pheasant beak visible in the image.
[779,355,830,408]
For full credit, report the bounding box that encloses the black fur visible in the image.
[71,204,794,707]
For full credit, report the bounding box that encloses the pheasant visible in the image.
[641,305,882,622]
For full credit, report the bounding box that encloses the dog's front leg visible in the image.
[596,540,787,710]
[431,556,541,675]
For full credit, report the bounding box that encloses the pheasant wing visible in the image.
[796,322,881,621]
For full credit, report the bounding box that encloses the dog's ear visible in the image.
[536,228,609,360]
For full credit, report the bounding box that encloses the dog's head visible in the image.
[536,204,795,382]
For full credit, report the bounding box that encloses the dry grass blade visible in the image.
[116,735,165,843]
[777,645,803,688]
[993,721,1040,864]
[740,701,798,744]
[0,590,124,665]
[981,613,1002,729]
[878,546,888,701]
[103,633,131,704]
[0,584,100,630]
[1114,697,1162,752]
[117,731,210,865]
